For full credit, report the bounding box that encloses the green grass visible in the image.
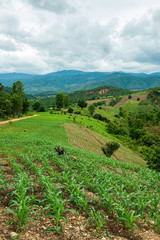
[122,101,140,112]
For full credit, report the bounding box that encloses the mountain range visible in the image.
[0,70,160,94]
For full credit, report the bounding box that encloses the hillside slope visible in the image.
[0,113,159,240]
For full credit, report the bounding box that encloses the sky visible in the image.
[0,0,160,74]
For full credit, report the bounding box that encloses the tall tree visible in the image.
[0,83,4,91]
[32,100,41,112]
[64,94,70,108]
[11,81,24,118]
[78,100,87,109]
[22,98,30,113]
[55,93,64,110]
[88,104,95,116]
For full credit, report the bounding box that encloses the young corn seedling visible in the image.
[84,207,108,234]
[124,210,140,234]
[44,198,68,235]
[5,173,37,231]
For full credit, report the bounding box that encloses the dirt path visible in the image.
[0,115,38,126]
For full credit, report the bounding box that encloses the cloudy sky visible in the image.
[0,0,160,74]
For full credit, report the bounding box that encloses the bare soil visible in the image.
[0,115,38,126]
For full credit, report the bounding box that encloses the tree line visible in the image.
[0,81,30,119]
[106,106,160,171]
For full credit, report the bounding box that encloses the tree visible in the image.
[101,141,120,157]
[64,94,70,108]
[0,83,4,91]
[52,101,56,110]
[88,104,95,116]
[68,107,73,115]
[11,81,24,118]
[142,145,160,171]
[10,93,19,118]
[78,100,87,109]
[32,100,41,112]
[3,99,12,117]
[55,93,64,110]
[128,94,132,99]
[22,98,30,114]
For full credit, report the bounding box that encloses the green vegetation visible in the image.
[101,141,120,157]
[107,105,160,171]
[0,81,30,119]
[88,104,95,116]
[69,85,131,104]
[77,99,87,109]
[0,71,160,94]
[55,93,70,110]
[0,113,159,239]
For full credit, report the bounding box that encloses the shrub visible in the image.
[74,111,81,115]
[128,95,132,99]
[49,110,53,114]
[93,114,109,122]
[101,141,120,157]
[68,107,73,115]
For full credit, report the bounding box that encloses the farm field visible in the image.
[0,113,160,240]
[114,95,147,108]
[87,98,111,106]
[64,122,146,167]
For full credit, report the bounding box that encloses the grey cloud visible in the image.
[27,0,75,13]
[0,38,18,51]
[117,9,160,68]
[0,14,20,36]
[0,0,160,73]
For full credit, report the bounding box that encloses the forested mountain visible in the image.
[0,70,160,94]
[68,85,132,103]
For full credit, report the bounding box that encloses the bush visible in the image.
[74,111,81,115]
[68,107,73,114]
[102,141,120,157]
[93,113,109,123]
[49,110,53,114]
[141,145,160,171]
[128,95,132,99]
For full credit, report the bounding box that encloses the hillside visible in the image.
[0,113,159,240]
[68,85,132,103]
[0,70,160,94]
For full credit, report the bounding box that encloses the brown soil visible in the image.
[0,115,38,126]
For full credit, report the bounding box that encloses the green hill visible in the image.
[0,70,160,94]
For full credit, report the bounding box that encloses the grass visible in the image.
[122,101,140,112]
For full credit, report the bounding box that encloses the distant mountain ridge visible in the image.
[0,70,160,94]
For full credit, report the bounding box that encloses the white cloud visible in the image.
[26,0,75,13]
[0,0,160,73]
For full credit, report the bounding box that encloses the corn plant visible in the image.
[84,207,108,234]
[5,173,37,231]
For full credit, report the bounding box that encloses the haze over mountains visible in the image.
[0,70,160,94]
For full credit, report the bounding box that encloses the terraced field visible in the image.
[114,95,147,108]
[0,113,159,240]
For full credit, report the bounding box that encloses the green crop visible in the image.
[0,112,160,237]
[5,172,37,231]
